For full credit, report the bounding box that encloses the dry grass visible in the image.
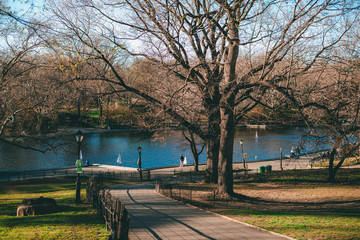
[163,169,360,240]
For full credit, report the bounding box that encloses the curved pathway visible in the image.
[109,182,293,240]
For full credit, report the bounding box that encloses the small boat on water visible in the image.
[116,154,122,166]
[255,131,258,139]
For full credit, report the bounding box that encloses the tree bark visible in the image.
[203,93,221,183]
[328,144,357,182]
[190,141,199,173]
[77,100,81,121]
[216,14,239,196]
[328,149,336,182]
[217,97,236,197]
[189,134,200,173]
[183,130,204,173]
[98,98,103,121]
[204,138,219,183]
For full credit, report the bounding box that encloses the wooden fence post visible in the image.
[86,176,129,240]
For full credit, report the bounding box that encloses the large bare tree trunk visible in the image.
[204,105,220,183]
[328,148,337,182]
[216,15,239,196]
[217,96,236,196]
[204,138,219,183]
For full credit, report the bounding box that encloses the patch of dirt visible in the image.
[235,182,360,203]
[165,182,360,212]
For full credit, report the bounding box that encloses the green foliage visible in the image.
[0,177,108,240]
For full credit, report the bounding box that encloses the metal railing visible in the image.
[0,167,150,182]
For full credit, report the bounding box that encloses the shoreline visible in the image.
[0,150,325,173]
[0,152,321,173]
[5,123,313,138]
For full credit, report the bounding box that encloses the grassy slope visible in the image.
[0,177,108,240]
[175,169,360,240]
[225,169,360,240]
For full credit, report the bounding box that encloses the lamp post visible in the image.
[75,130,84,203]
[280,147,283,171]
[240,140,246,169]
[137,146,142,181]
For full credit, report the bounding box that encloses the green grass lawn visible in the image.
[220,208,360,240]
[0,177,109,240]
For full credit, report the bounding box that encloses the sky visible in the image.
[6,0,46,16]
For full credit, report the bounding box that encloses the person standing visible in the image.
[291,146,295,158]
[179,154,184,167]
[295,146,300,158]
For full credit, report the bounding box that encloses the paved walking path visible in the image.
[110,181,292,240]
[107,152,331,239]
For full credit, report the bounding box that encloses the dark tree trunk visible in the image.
[203,138,219,183]
[328,149,336,182]
[203,94,221,183]
[216,15,239,196]
[98,98,103,121]
[217,98,235,197]
[328,144,356,182]
[183,130,204,173]
[77,100,81,121]
[190,141,199,173]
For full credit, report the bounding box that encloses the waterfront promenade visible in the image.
[0,152,319,181]
[151,153,314,178]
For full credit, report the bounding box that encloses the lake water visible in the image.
[0,127,323,172]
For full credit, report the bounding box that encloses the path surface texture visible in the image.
[110,182,292,240]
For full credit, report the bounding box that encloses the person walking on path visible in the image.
[179,154,184,167]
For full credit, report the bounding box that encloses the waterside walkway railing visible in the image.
[0,166,150,182]
[87,176,129,240]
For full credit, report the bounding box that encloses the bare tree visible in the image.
[290,49,360,182]
[47,0,358,196]
[0,29,62,151]
[183,130,205,173]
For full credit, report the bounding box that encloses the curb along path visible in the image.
[109,182,293,240]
